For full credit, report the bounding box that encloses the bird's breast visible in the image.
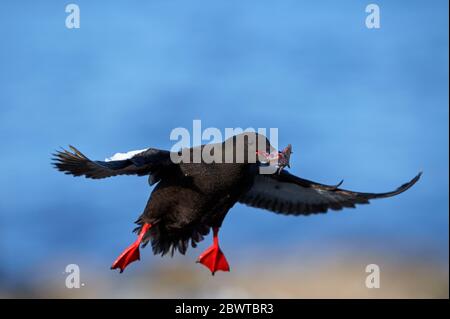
[178,162,254,195]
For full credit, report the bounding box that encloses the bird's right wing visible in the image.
[52,146,173,182]
[239,170,422,216]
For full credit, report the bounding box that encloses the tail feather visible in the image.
[134,217,209,256]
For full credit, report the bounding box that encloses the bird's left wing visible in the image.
[52,146,173,182]
[239,170,421,215]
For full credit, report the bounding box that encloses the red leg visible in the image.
[196,227,230,275]
[111,223,151,273]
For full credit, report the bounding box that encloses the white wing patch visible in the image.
[105,148,148,162]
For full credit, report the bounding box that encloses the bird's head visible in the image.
[222,133,292,173]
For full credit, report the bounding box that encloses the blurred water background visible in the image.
[0,0,448,298]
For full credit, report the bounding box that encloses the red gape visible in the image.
[197,227,230,275]
[111,223,151,273]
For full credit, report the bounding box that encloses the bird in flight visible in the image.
[52,133,421,275]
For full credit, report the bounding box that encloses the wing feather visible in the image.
[239,171,421,216]
[52,146,172,180]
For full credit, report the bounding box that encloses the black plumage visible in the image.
[52,132,421,273]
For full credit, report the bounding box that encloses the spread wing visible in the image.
[239,170,422,215]
[52,146,173,181]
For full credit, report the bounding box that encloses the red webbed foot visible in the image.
[196,227,230,275]
[111,223,151,273]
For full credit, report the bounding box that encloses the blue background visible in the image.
[0,1,448,296]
